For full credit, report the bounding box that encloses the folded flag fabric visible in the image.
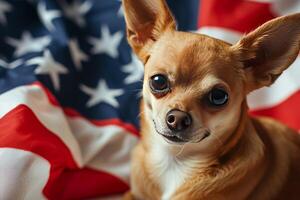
[0,0,141,199]
[0,0,299,199]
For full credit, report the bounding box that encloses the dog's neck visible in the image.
[218,100,250,162]
[141,100,268,199]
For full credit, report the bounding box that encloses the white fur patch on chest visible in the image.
[150,144,191,200]
[160,161,187,200]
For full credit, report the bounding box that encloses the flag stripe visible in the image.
[198,27,242,44]
[64,107,139,137]
[247,57,300,109]
[67,116,138,183]
[0,105,77,169]
[198,0,276,33]
[0,84,83,165]
[0,104,129,199]
[250,90,300,131]
[45,167,128,200]
[0,148,49,200]
[0,83,137,199]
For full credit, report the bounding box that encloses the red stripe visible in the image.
[0,105,128,199]
[0,105,77,169]
[64,107,140,137]
[47,167,128,200]
[250,90,300,131]
[198,0,276,33]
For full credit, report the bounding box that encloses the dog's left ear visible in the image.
[231,13,300,92]
[122,0,176,63]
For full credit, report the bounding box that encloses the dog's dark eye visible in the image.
[149,74,169,93]
[208,88,228,107]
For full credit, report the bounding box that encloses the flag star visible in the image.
[80,80,124,108]
[37,2,61,31]
[0,58,23,69]
[6,31,51,57]
[69,39,88,70]
[118,6,123,16]
[61,0,92,27]
[88,25,123,58]
[118,1,124,17]
[0,0,12,25]
[117,0,124,17]
[122,53,144,84]
[26,50,69,91]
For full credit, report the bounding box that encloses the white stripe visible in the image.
[246,0,300,17]
[197,27,300,110]
[67,117,138,183]
[197,27,242,44]
[270,0,300,16]
[0,85,83,166]
[248,58,300,109]
[0,148,49,200]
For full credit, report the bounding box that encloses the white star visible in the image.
[61,0,92,27]
[118,7,123,16]
[117,0,124,17]
[0,0,12,25]
[80,80,124,108]
[87,25,123,58]
[26,50,69,91]
[0,58,23,69]
[69,38,88,70]
[6,31,51,57]
[122,53,144,84]
[37,2,61,31]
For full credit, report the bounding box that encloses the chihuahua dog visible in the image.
[122,0,300,199]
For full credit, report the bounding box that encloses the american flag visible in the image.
[0,0,299,199]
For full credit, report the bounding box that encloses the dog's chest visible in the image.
[150,147,191,200]
[160,162,187,200]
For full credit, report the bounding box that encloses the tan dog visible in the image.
[122,0,300,199]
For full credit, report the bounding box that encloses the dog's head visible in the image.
[123,0,300,151]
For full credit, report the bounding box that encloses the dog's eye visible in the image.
[208,88,228,107]
[149,74,169,93]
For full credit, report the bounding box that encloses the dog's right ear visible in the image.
[122,0,176,63]
[231,13,300,92]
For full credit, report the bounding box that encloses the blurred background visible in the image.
[0,0,299,199]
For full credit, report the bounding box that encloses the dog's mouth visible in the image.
[160,133,186,143]
[152,119,210,144]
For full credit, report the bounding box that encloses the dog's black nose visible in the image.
[166,109,192,132]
